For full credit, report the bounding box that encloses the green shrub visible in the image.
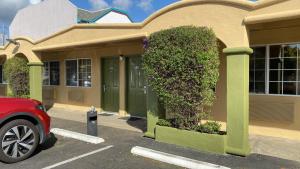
[4,57,29,98]
[157,119,172,127]
[143,26,219,130]
[195,121,221,134]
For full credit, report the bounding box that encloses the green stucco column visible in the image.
[145,86,159,138]
[6,84,13,96]
[223,47,253,156]
[145,86,165,138]
[28,62,43,101]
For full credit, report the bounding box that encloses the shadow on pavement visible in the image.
[33,133,57,156]
[125,117,147,133]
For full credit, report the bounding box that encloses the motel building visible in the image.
[0,0,300,155]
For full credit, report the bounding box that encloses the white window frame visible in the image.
[65,58,92,88]
[250,42,300,97]
[43,61,60,86]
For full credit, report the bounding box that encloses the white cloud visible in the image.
[137,0,153,12]
[88,0,109,10]
[0,0,31,25]
[29,0,41,5]
[112,0,133,10]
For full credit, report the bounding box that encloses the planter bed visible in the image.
[155,125,226,154]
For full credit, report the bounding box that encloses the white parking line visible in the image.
[42,145,114,169]
[131,146,230,169]
[51,128,104,144]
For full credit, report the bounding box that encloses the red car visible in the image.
[0,98,51,163]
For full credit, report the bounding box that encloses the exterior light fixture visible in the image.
[6,39,20,46]
[119,55,125,61]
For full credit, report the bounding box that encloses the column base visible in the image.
[118,110,127,117]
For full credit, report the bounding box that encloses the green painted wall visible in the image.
[156,125,226,154]
[28,62,43,101]
[223,47,253,156]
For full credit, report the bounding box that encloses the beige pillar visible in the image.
[119,56,127,116]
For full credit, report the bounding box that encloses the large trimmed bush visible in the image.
[4,57,30,98]
[143,26,219,130]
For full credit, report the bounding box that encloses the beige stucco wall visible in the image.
[41,41,144,110]
[32,1,251,49]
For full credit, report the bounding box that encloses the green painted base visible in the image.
[144,131,155,138]
[155,125,226,154]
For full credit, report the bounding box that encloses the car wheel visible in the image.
[0,119,39,163]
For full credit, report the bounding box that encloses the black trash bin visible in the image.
[87,106,98,136]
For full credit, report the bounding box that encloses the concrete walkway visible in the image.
[48,104,146,133]
[48,104,300,162]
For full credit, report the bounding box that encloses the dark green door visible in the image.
[102,58,119,112]
[127,56,147,117]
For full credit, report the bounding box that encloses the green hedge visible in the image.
[143,26,219,130]
[4,57,29,98]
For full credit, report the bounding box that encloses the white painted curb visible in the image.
[131,146,230,169]
[51,128,105,144]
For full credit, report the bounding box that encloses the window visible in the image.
[66,59,91,87]
[0,64,3,84]
[43,61,60,85]
[250,47,266,94]
[250,43,300,95]
[43,61,60,86]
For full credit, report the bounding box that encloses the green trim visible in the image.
[156,125,226,154]
[29,65,43,101]
[27,62,44,66]
[223,47,253,55]
[145,86,165,138]
[77,8,134,23]
[225,47,251,156]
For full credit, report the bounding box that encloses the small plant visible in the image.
[157,119,172,127]
[195,121,221,134]
[3,57,29,98]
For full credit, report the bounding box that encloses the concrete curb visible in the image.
[51,128,104,144]
[131,146,230,169]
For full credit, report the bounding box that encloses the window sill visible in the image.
[250,93,300,97]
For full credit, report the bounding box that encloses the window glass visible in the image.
[252,43,300,95]
[66,60,78,86]
[269,82,282,94]
[78,59,91,87]
[43,62,50,85]
[268,44,299,95]
[270,45,281,58]
[43,62,60,86]
[283,82,296,95]
[283,44,298,57]
[50,62,60,85]
[66,59,91,87]
[269,70,282,82]
[250,47,266,93]
[0,65,2,84]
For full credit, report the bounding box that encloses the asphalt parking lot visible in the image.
[1,117,300,169]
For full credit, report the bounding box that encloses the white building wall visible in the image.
[9,0,77,41]
[95,11,131,24]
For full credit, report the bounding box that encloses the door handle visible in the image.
[143,86,147,94]
[103,85,106,93]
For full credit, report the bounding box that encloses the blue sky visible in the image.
[70,0,179,22]
[0,0,179,26]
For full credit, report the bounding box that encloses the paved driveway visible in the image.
[0,117,300,169]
